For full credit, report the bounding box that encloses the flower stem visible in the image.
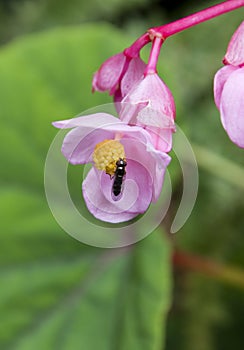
[173,250,244,290]
[144,36,163,75]
[125,1,243,59]
[152,0,244,38]
[124,33,150,58]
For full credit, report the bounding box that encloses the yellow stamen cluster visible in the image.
[93,139,125,177]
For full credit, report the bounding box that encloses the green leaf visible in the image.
[2,229,171,350]
[0,25,172,349]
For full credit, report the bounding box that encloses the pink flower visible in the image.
[119,73,176,152]
[53,113,170,223]
[223,21,244,66]
[92,52,146,97]
[214,21,244,148]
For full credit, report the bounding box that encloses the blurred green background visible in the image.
[0,0,243,349]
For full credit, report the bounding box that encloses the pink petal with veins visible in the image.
[214,65,238,109]
[120,73,175,152]
[92,52,126,94]
[224,21,244,66]
[83,160,153,223]
[219,68,244,148]
[120,57,146,97]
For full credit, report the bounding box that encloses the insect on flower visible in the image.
[111,158,127,201]
[53,113,171,223]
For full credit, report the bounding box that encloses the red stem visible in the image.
[125,1,243,58]
[152,0,244,38]
[124,33,150,58]
[144,37,163,75]
[173,250,244,289]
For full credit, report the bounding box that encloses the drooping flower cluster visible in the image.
[53,2,244,223]
[54,32,176,223]
[214,21,244,148]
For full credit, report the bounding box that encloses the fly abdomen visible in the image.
[112,175,124,196]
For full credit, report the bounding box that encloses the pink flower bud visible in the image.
[120,73,176,152]
[214,22,244,148]
[214,66,244,148]
[92,52,127,95]
[92,52,146,97]
[223,21,244,66]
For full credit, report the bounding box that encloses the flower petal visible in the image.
[92,52,126,94]
[120,57,146,97]
[53,113,121,164]
[121,73,175,123]
[82,162,153,223]
[82,168,137,223]
[219,68,244,148]
[53,113,156,164]
[224,21,244,66]
[144,126,173,154]
[121,137,171,201]
[53,113,120,129]
[119,73,175,152]
[214,65,238,110]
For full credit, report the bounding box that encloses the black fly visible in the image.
[112,158,127,201]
